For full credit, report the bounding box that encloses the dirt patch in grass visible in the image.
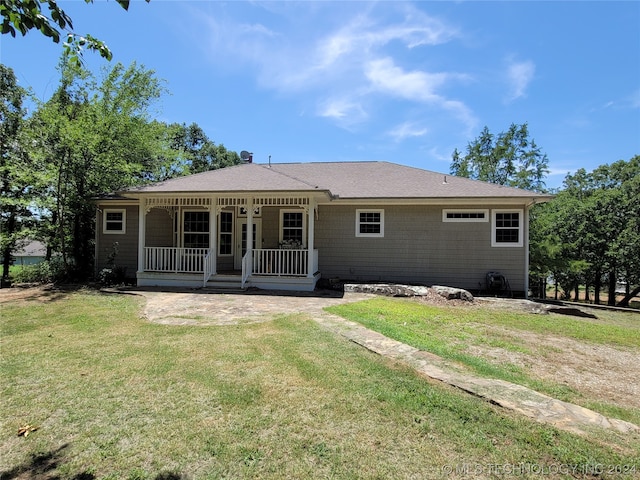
[419,296,640,414]
[463,325,640,410]
[0,284,71,304]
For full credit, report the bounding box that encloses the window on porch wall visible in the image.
[280,210,304,247]
[219,211,233,255]
[183,211,210,248]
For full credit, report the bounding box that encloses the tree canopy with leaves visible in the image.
[530,156,640,306]
[1,0,149,64]
[1,59,242,282]
[0,63,38,284]
[451,123,549,192]
[167,122,242,175]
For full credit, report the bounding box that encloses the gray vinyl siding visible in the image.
[146,208,174,247]
[315,204,527,293]
[95,204,139,279]
[261,207,280,249]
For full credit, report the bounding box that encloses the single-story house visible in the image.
[4,240,47,266]
[95,161,552,295]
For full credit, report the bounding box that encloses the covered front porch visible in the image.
[134,194,321,291]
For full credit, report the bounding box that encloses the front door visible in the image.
[234,219,262,270]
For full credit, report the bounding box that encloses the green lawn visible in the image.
[327,297,640,426]
[1,291,638,479]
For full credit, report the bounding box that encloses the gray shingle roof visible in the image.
[126,161,551,200]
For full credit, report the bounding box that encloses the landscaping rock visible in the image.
[432,285,474,302]
[344,283,430,297]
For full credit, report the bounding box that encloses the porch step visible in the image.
[205,274,244,290]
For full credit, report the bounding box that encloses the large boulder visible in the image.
[344,283,430,297]
[431,285,474,302]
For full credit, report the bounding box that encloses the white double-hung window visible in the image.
[103,209,126,234]
[356,209,384,237]
[280,210,305,247]
[492,210,523,247]
[183,211,210,248]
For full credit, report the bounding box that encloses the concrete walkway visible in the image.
[120,287,638,436]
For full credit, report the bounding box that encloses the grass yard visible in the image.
[1,290,639,479]
[327,297,640,426]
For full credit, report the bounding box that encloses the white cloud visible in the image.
[506,59,535,101]
[317,97,368,130]
[196,3,474,131]
[314,6,457,70]
[621,88,640,109]
[365,58,477,130]
[387,122,429,142]
[365,57,448,102]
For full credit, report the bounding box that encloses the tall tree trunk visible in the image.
[594,271,602,305]
[584,283,590,303]
[1,209,16,286]
[574,283,580,302]
[607,271,617,306]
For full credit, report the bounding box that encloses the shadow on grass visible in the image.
[0,444,91,480]
[0,284,91,305]
[0,444,189,480]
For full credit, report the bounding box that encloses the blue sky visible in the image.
[2,1,639,190]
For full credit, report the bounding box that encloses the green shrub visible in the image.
[98,266,128,287]
[11,258,66,284]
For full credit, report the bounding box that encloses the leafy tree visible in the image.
[29,59,167,277]
[1,0,150,64]
[533,157,640,306]
[167,122,242,175]
[451,123,549,192]
[25,58,244,279]
[0,64,39,285]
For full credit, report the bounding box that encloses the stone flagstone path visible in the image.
[312,310,638,436]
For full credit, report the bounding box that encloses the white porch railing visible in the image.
[241,251,252,288]
[251,248,318,277]
[145,247,319,286]
[203,249,215,286]
[144,247,210,273]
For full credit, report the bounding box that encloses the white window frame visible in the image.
[103,209,126,234]
[491,209,523,247]
[279,209,306,247]
[442,209,489,223]
[218,210,233,256]
[356,209,384,238]
[182,210,210,249]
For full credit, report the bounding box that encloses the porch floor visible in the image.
[136,270,321,292]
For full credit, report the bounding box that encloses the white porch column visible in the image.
[210,197,217,275]
[137,199,147,273]
[307,198,315,277]
[246,197,254,253]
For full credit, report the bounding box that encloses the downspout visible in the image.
[524,199,536,299]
